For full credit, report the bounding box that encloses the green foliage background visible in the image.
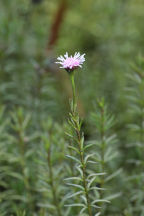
[0,0,144,215]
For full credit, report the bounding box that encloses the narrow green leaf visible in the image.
[66,183,84,190]
[66,155,80,163]
[66,191,83,199]
[105,168,122,182]
[65,203,85,207]
[64,177,82,181]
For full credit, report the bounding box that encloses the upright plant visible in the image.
[56,52,107,216]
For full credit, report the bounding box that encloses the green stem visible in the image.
[70,72,76,113]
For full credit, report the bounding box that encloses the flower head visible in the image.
[55,52,85,72]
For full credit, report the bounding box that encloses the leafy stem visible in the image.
[77,129,92,216]
[69,72,92,216]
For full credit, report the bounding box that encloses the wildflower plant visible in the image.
[2,0,144,215]
[56,52,107,216]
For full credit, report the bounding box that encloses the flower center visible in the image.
[64,57,80,69]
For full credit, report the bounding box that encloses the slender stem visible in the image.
[69,73,92,216]
[70,72,76,112]
[47,147,62,216]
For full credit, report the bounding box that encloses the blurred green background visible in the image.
[1,0,144,118]
[0,0,144,215]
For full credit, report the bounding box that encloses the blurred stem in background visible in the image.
[47,140,62,216]
[98,99,105,201]
[38,120,65,216]
[47,0,67,52]
[11,108,35,213]
[90,99,120,214]
[126,57,144,214]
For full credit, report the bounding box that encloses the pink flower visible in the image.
[55,52,85,72]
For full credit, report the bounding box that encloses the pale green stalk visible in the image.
[70,72,76,113]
